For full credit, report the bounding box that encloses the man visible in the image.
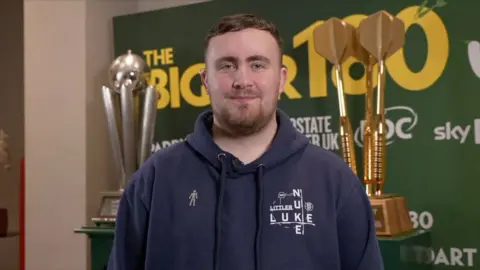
[107,13,384,270]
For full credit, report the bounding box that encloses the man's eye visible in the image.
[251,63,266,70]
[220,63,234,70]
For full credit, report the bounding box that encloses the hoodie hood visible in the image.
[186,109,309,173]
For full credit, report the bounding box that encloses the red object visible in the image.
[0,208,7,237]
[19,157,25,270]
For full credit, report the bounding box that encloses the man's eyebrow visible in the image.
[214,55,271,65]
[246,55,270,64]
[214,56,238,65]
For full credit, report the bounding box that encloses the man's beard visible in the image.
[213,97,276,137]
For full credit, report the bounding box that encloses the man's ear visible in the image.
[199,68,209,94]
[278,64,287,96]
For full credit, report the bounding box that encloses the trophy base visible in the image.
[91,190,123,227]
[369,193,414,237]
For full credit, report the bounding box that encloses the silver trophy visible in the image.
[93,50,158,225]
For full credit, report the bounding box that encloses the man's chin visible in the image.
[213,106,269,134]
[229,108,260,123]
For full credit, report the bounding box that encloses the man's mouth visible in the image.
[230,96,258,103]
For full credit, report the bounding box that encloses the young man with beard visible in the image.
[107,13,384,270]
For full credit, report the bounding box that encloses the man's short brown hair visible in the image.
[204,13,283,58]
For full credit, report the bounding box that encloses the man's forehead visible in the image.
[207,28,279,60]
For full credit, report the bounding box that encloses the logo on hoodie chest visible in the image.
[269,189,315,235]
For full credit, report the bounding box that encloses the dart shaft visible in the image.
[363,59,375,196]
[335,65,357,175]
[373,60,387,196]
[376,60,386,115]
[335,66,348,117]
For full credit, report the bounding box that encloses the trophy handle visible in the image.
[101,86,127,187]
[139,85,158,165]
[120,84,137,180]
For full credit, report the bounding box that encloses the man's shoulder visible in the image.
[301,143,350,170]
[132,141,192,180]
[148,141,190,164]
[300,143,359,183]
[300,144,362,206]
[125,141,191,197]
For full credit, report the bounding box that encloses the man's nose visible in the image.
[232,66,253,89]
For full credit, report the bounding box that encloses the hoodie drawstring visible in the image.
[213,153,265,270]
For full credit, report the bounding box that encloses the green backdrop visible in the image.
[112,0,480,269]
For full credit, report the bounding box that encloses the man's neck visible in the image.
[212,115,278,164]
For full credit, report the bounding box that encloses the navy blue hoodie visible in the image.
[107,109,384,270]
